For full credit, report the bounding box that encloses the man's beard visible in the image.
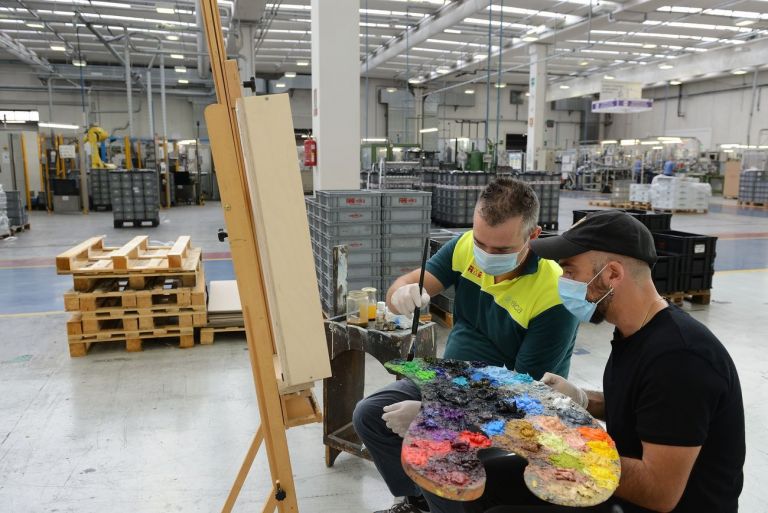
[588,286,613,324]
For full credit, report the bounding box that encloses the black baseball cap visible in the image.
[530,210,657,266]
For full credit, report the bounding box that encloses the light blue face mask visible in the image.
[558,264,613,322]
[473,244,524,276]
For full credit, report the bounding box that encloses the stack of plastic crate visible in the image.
[380,190,432,293]
[738,170,768,204]
[515,171,560,230]
[432,171,491,227]
[306,190,382,313]
[109,169,160,228]
[3,190,28,229]
[89,168,112,210]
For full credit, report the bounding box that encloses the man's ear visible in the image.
[606,259,625,285]
[529,226,543,241]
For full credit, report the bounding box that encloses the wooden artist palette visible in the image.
[385,358,620,507]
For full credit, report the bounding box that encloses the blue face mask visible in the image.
[473,244,524,276]
[558,264,613,322]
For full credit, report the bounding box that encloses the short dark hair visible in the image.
[476,178,540,234]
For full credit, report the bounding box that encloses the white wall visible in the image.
[605,71,768,150]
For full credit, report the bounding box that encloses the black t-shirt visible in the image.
[604,305,745,513]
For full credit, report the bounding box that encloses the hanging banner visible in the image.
[593,80,653,113]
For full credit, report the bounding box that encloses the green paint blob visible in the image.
[386,361,436,382]
[538,432,570,453]
[414,369,437,381]
[549,452,584,470]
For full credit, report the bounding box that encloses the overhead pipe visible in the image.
[76,12,127,67]
[124,37,134,138]
[746,69,759,147]
[196,0,210,79]
[146,69,154,139]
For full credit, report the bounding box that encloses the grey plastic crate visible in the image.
[381,221,431,236]
[314,203,380,224]
[381,236,429,250]
[313,233,381,252]
[382,262,422,276]
[382,248,426,264]
[312,217,381,237]
[381,190,432,209]
[381,207,431,222]
[316,190,381,209]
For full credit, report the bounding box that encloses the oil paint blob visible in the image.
[385,358,621,507]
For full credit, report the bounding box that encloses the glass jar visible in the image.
[361,287,377,320]
[346,290,369,327]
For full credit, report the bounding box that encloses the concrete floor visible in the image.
[0,194,766,513]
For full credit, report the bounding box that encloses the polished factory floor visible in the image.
[0,193,766,513]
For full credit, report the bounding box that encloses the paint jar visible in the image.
[375,301,387,330]
[362,287,377,320]
[346,290,369,327]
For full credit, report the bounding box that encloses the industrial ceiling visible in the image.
[0,0,766,92]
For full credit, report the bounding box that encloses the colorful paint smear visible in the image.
[384,358,621,508]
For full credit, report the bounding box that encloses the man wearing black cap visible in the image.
[516,210,746,513]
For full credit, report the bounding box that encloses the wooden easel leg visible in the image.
[222,426,264,513]
[262,494,278,513]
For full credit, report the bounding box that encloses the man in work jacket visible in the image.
[353,178,580,513]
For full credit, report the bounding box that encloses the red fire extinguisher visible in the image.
[304,137,317,167]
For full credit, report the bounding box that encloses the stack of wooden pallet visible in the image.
[200,280,245,344]
[57,235,206,357]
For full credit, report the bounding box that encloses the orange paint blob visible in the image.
[402,438,453,466]
[457,431,492,448]
[578,427,615,446]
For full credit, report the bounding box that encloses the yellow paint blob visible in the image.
[586,440,619,460]
[585,463,619,489]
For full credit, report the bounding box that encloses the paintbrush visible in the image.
[407,237,431,361]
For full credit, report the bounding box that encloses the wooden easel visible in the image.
[200,2,328,512]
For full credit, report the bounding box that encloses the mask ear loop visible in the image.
[586,262,614,305]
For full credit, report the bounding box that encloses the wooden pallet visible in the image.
[67,309,206,335]
[199,325,246,345]
[68,328,195,357]
[587,200,614,207]
[663,289,711,306]
[629,202,652,210]
[56,235,197,275]
[429,304,453,328]
[652,208,708,214]
[69,265,200,292]
[737,201,768,209]
[9,223,30,234]
[64,272,206,312]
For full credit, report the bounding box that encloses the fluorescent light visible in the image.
[600,140,618,145]
[408,77,423,84]
[26,22,44,28]
[296,61,309,66]
[652,146,664,150]
[72,59,86,67]
[495,83,506,88]
[419,127,439,133]
[38,122,80,130]
[284,71,297,78]
[736,19,755,27]
[436,66,451,75]
[464,89,475,94]
[170,54,184,59]
[579,60,589,66]
[658,63,673,70]
[559,85,570,89]
[525,92,530,97]
[604,75,615,80]
[386,87,397,93]
[669,80,682,85]
[50,45,66,51]
[723,149,735,153]
[177,139,196,145]
[362,138,387,142]
[177,79,189,84]
[444,29,462,34]
[156,6,175,14]
[522,36,538,42]
[732,69,748,75]
[620,139,638,146]
[166,35,179,41]
[275,83,286,88]
[640,140,659,145]
[174,66,186,73]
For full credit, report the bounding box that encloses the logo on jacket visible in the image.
[467,264,483,278]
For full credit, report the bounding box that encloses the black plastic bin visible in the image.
[572,209,671,232]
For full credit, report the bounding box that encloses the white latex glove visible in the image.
[381,400,422,437]
[541,372,589,409]
[391,283,430,317]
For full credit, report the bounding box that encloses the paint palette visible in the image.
[385,358,620,507]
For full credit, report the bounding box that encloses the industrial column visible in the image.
[526,44,547,172]
[310,0,360,190]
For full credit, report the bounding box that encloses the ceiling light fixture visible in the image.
[26,22,44,28]
[408,77,423,84]
[362,138,387,142]
[177,79,189,84]
[38,122,80,130]
[174,66,186,73]
[156,5,175,14]
[522,36,538,42]
[464,89,475,94]
[579,60,589,66]
[386,87,397,93]
[559,84,570,89]
[284,71,297,78]
[735,19,755,27]
[444,29,462,34]
[296,61,309,66]
[419,127,439,133]
[50,45,66,51]
[658,63,673,70]
[72,59,86,67]
[495,83,506,88]
[170,54,184,59]
[166,34,179,41]
[669,80,682,85]
[732,69,748,75]
[525,92,530,97]
[600,140,618,145]
[275,83,286,88]
[604,75,615,80]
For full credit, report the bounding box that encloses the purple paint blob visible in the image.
[427,428,459,441]
[515,394,545,415]
[441,407,465,422]
[419,418,440,430]
[481,419,506,436]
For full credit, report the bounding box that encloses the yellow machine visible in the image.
[84,126,116,169]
